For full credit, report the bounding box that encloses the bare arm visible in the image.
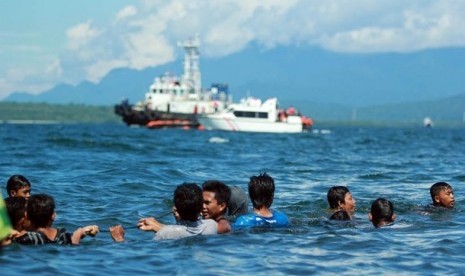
[137,217,165,232]
[71,225,99,245]
[217,219,231,234]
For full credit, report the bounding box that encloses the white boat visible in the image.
[423,117,433,127]
[196,97,313,133]
[115,35,232,128]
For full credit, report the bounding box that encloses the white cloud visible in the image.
[85,59,127,82]
[116,5,137,21]
[66,20,101,51]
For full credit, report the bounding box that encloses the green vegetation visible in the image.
[0,102,121,123]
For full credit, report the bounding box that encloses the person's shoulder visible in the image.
[14,231,46,245]
[199,219,218,235]
[233,213,257,227]
[54,228,73,245]
[271,210,290,225]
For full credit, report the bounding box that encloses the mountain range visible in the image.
[4,45,465,123]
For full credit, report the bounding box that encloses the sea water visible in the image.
[1,123,465,275]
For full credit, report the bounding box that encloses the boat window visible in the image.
[233,111,268,118]
[258,112,268,118]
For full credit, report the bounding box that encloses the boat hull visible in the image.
[197,115,305,133]
[114,103,199,129]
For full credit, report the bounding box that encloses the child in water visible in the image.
[369,198,395,228]
[233,173,289,228]
[327,186,356,219]
[430,182,455,208]
[6,174,31,199]
[13,194,99,245]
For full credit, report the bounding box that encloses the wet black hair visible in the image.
[174,183,203,221]
[5,197,27,228]
[370,198,394,227]
[6,175,31,196]
[202,180,231,206]
[430,182,452,202]
[27,194,55,228]
[327,186,350,209]
[248,172,275,209]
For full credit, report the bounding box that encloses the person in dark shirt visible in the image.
[14,194,99,245]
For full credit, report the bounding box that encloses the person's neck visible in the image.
[253,207,272,217]
[375,220,393,228]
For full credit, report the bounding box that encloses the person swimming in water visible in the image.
[430,182,455,208]
[6,175,31,199]
[327,186,356,219]
[202,180,231,234]
[368,198,395,228]
[233,173,289,228]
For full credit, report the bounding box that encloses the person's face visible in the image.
[11,186,31,199]
[202,191,226,220]
[435,188,455,208]
[340,192,356,213]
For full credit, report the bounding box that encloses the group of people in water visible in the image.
[0,173,455,246]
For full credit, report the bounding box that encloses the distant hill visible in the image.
[4,46,465,108]
[0,102,119,123]
[279,93,465,126]
[0,96,464,126]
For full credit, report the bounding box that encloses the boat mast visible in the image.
[178,35,201,95]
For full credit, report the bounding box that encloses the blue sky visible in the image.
[1,0,465,100]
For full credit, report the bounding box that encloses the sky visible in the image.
[1,0,465,100]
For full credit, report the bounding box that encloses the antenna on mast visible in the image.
[178,34,201,95]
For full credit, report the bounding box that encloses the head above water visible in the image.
[430,182,455,208]
[6,174,31,199]
[248,172,275,210]
[369,198,395,228]
[202,180,231,220]
[327,186,356,213]
[5,197,27,231]
[27,194,56,228]
[174,183,203,221]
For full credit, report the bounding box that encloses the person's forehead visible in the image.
[440,188,452,193]
[203,190,216,198]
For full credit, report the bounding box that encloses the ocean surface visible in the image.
[1,123,465,275]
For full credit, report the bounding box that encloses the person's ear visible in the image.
[391,214,396,222]
[51,212,56,222]
[218,202,227,212]
[338,200,344,207]
[368,212,373,222]
[434,195,440,203]
[9,190,17,197]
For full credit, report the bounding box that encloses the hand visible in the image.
[137,217,165,232]
[83,225,99,237]
[109,225,125,242]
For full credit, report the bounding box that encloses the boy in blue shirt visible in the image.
[234,173,289,228]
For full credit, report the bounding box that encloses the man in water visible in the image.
[233,173,289,228]
[202,180,231,234]
[111,183,218,241]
